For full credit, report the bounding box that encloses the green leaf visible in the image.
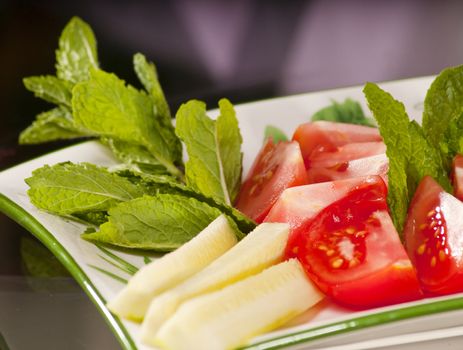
[73,211,108,226]
[264,125,288,143]
[407,121,452,194]
[72,68,182,178]
[103,138,171,175]
[118,169,255,235]
[19,107,91,144]
[440,111,463,163]
[423,65,463,149]
[133,53,171,120]
[23,75,72,107]
[133,53,183,168]
[311,98,375,126]
[55,16,98,84]
[82,194,227,251]
[175,99,243,205]
[26,162,144,216]
[363,82,410,233]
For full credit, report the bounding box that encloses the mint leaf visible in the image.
[407,121,451,193]
[56,16,98,84]
[311,98,375,126]
[82,194,229,251]
[26,162,144,216]
[133,53,171,120]
[423,65,463,149]
[23,76,72,107]
[133,53,183,167]
[175,98,243,205]
[19,107,91,144]
[363,82,410,233]
[72,68,182,178]
[103,138,171,175]
[264,125,288,143]
[440,111,463,161]
[118,170,254,235]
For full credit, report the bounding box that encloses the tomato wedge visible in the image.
[404,175,463,296]
[234,139,307,223]
[285,177,422,308]
[452,154,463,201]
[292,121,382,166]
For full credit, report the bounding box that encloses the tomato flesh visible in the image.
[452,154,463,201]
[404,175,463,295]
[286,178,422,308]
[235,139,307,223]
[292,121,382,166]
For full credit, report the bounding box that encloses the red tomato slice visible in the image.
[265,176,384,250]
[292,121,382,166]
[307,153,389,184]
[285,178,422,308]
[308,141,386,169]
[404,175,463,296]
[234,139,308,223]
[452,154,463,201]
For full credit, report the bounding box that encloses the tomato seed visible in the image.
[326,249,335,257]
[427,209,436,218]
[417,244,426,255]
[419,223,428,230]
[331,258,344,268]
[345,227,355,234]
[439,250,446,261]
[430,256,437,267]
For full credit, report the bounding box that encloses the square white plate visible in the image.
[2,75,463,350]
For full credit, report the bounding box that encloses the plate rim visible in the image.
[0,192,137,350]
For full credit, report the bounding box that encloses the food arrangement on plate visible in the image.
[6,16,463,350]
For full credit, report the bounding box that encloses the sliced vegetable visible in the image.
[140,222,289,338]
[234,139,307,222]
[265,176,382,246]
[452,154,463,201]
[152,259,323,350]
[292,121,381,166]
[286,176,422,307]
[404,176,463,295]
[307,153,388,184]
[107,215,237,321]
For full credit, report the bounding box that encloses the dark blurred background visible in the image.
[1,0,463,349]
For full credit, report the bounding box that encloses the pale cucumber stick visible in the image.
[152,259,324,350]
[140,222,290,340]
[107,215,237,321]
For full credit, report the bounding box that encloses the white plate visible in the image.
[2,75,463,350]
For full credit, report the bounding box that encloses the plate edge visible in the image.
[0,193,138,350]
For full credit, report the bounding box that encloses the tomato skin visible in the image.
[234,139,308,223]
[285,177,422,308]
[264,176,383,247]
[308,141,386,169]
[404,176,463,296]
[452,154,463,201]
[292,121,382,166]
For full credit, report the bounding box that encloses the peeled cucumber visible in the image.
[154,259,324,350]
[141,222,290,344]
[107,214,238,321]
